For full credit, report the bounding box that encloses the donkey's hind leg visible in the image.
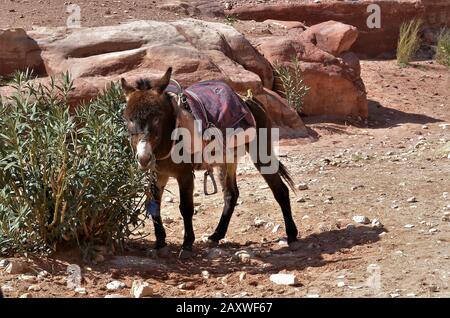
[253,160,298,244]
[208,163,239,245]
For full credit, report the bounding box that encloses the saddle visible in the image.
[166,80,256,141]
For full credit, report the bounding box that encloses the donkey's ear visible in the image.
[121,78,135,96]
[153,67,172,94]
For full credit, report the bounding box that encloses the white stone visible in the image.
[371,218,383,228]
[104,294,127,298]
[28,285,41,291]
[201,270,210,279]
[337,281,345,288]
[296,182,309,190]
[429,228,438,233]
[66,264,82,290]
[406,196,417,203]
[270,273,298,285]
[18,274,37,282]
[352,215,370,224]
[75,287,87,294]
[239,272,247,282]
[404,224,415,228]
[254,217,266,227]
[235,251,251,264]
[306,294,320,298]
[272,224,281,233]
[107,280,126,290]
[131,280,153,298]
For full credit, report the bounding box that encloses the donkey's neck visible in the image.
[155,99,177,161]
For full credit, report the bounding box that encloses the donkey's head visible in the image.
[121,67,173,170]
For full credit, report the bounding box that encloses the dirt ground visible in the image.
[1,1,449,299]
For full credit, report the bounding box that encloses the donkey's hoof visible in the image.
[207,239,219,248]
[178,249,194,260]
[288,240,302,251]
[157,246,170,258]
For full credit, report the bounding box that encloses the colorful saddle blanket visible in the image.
[166,80,256,135]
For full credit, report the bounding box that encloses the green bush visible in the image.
[397,19,422,66]
[435,28,450,67]
[274,56,309,114]
[0,71,147,256]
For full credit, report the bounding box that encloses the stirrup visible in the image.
[203,170,218,195]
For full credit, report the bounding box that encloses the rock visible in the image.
[131,280,153,298]
[106,280,126,290]
[37,270,49,281]
[259,185,269,190]
[269,273,298,285]
[296,183,309,191]
[1,285,14,293]
[208,248,227,260]
[75,287,87,295]
[178,282,196,290]
[201,270,210,279]
[158,1,192,15]
[254,217,266,227]
[352,215,370,224]
[254,88,308,138]
[406,196,417,203]
[4,260,29,274]
[163,216,175,224]
[272,224,281,233]
[66,264,82,290]
[337,281,345,288]
[104,294,127,298]
[18,275,37,282]
[0,259,8,268]
[371,218,383,228]
[404,224,415,229]
[0,28,45,76]
[28,285,41,291]
[306,294,320,298]
[234,251,251,264]
[429,228,438,233]
[226,1,434,57]
[296,197,306,203]
[302,20,358,55]
[19,293,32,298]
[264,19,306,30]
[239,272,247,282]
[278,238,289,246]
[1,19,279,120]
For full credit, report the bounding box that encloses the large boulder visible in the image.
[226,0,432,58]
[0,20,307,136]
[0,28,45,76]
[253,22,368,118]
[302,21,358,56]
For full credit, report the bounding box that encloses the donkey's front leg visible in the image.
[177,172,195,259]
[148,174,169,254]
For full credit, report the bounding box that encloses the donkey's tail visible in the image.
[244,96,297,195]
[278,161,296,194]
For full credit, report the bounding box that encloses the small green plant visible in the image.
[435,28,450,67]
[397,19,423,66]
[225,14,239,24]
[0,71,148,256]
[274,56,309,114]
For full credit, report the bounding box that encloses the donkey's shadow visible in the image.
[102,225,386,282]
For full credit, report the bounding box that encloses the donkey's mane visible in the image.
[136,78,152,91]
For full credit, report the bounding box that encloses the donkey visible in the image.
[121,67,299,258]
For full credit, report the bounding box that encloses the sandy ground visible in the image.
[0,0,449,299]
